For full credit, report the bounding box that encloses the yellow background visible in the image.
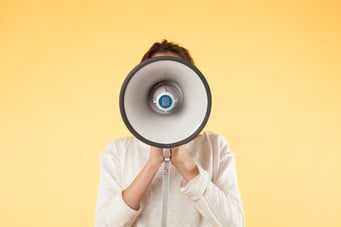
[1,0,340,226]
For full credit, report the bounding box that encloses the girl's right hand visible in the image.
[149,146,164,167]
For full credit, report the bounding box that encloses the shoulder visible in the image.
[202,131,231,150]
[101,136,136,156]
[201,131,235,160]
[101,136,149,157]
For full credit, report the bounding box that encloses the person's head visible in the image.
[141,39,194,65]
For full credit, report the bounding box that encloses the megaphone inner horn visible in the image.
[149,80,183,114]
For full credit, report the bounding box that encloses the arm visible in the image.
[122,146,163,210]
[95,143,163,227]
[172,136,245,227]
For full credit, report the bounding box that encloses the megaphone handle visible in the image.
[161,148,171,227]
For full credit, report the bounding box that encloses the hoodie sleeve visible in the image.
[95,143,142,227]
[180,135,245,227]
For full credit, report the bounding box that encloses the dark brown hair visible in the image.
[141,39,194,65]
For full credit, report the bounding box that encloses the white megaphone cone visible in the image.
[119,56,212,148]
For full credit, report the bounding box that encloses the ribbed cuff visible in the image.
[180,165,209,201]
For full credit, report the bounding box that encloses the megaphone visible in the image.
[119,56,211,148]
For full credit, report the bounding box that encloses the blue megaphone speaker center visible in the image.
[119,56,211,148]
[159,95,172,109]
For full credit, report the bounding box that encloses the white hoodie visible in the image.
[95,131,245,227]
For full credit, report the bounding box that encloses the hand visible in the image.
[171,144,199,182]
[170,144,187,166]
[148,146,164,167]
